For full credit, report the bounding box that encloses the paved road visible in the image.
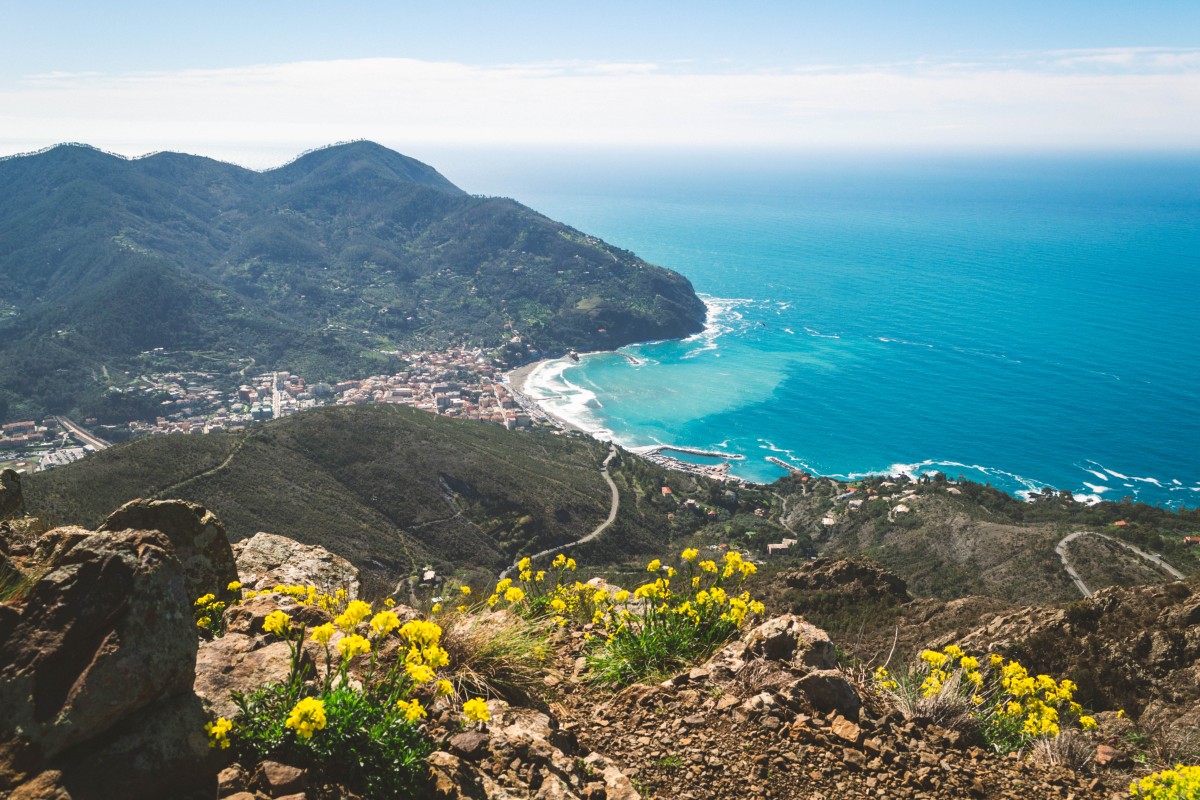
[1056,530,1186,598]
[500,445,619,579]
[54,416,111,450]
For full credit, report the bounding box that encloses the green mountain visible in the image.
[0,142,706,423]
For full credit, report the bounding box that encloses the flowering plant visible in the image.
[874,643,1099,753]
[198,586,487,799]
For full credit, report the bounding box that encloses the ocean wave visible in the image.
[522,359,616,441]
[681,294,759,359]
[803,327,840,339]
[1082,482,1111,494]
[875,336,935,349]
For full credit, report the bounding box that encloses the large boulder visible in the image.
[0,528,218,799]
[99,499,237,602]
[233,531,360,598]
[0,469,23,520]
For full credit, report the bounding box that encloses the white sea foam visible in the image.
[783,328,795,335]
[680,294,755,358]
[1083,468,1109,482]
[1072,493,1105,505]
[522,358,616,441]
[875,336,934,349]
[803,327,840,339]
[1083,482,1111,494]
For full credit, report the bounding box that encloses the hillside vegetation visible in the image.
[0,141,705,422]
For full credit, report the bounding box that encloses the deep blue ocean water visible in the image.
[463,152,1200,506]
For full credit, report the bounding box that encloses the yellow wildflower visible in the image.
[263,610,292,638]
[460,585,472,596]
[535,571,546,582]
[647,558,662,572]
[463,697,491,723]
[336,634,371,659]
[681,547,699,561]
[205,716,233,749]
[614,589,630,603]
[396,698,427,723]
[436,679,454,696]
[518,557,532,572]
[226,580,242,592]
[504,586,526,603]
[432,602,442,614]
[399,619,442,648]
[565,558,577,571]
[311,622,336,646]
[285,697,327,740]
[370,610,401,637]
[407,663,435,684]
[699,560,717,573]
[552,554,567,568]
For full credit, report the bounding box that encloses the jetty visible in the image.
[630,444,745,461]
[767,456,804,474]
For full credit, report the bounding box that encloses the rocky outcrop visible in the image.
[949,577,1200,733]
[0,468,23,520]
[232,531,360,598]
[0,527,218,799]
[99,498,238,602]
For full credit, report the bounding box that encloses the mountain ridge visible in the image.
[0,141,706,423]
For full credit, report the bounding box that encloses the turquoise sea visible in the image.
[459,152,1200,506]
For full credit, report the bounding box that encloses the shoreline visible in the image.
[503,352,754,484]
[503,357,591,434]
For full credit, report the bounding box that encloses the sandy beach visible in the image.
[503,358,593,434]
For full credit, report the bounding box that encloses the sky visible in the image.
[1,1,1198,169]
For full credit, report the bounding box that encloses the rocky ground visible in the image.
[2,500,1195,799]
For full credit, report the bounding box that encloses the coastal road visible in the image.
[1055,530,1185,598]
[500,444,619,579]
[54,417,111,450]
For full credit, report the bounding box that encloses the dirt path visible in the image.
[1056,529,1185,598]
[500,445,619,579]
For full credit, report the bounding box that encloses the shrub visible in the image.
[199,590,487,799]
[1130,765,1200,799]
[587,549,764,686]
[874,644,1099,754]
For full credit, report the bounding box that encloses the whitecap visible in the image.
[1083,468,1109,481]
[1072,493,1104,505]
[1082,482,1111,494]
[803,327,840,339]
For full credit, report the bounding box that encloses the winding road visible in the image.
[1055,530,1185,598]
[500,444,619,579]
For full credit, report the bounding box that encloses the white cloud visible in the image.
[1,52,1198,166]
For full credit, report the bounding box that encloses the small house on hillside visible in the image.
[1184,535,1200,546]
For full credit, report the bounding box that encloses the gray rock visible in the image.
[0,528,219,798]
[233,531,360,598]
[98,498,237,603]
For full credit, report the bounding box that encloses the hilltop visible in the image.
[0,141,705,423]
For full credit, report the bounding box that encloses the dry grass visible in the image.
[1030,730,1095,772]
[437,609,552,704]
[884,669,980,736]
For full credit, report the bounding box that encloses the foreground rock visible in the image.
[99,498,238,602]
[0,468,23,520]
[0,526,218,799]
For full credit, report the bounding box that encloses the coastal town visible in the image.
[0,346,562,476]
